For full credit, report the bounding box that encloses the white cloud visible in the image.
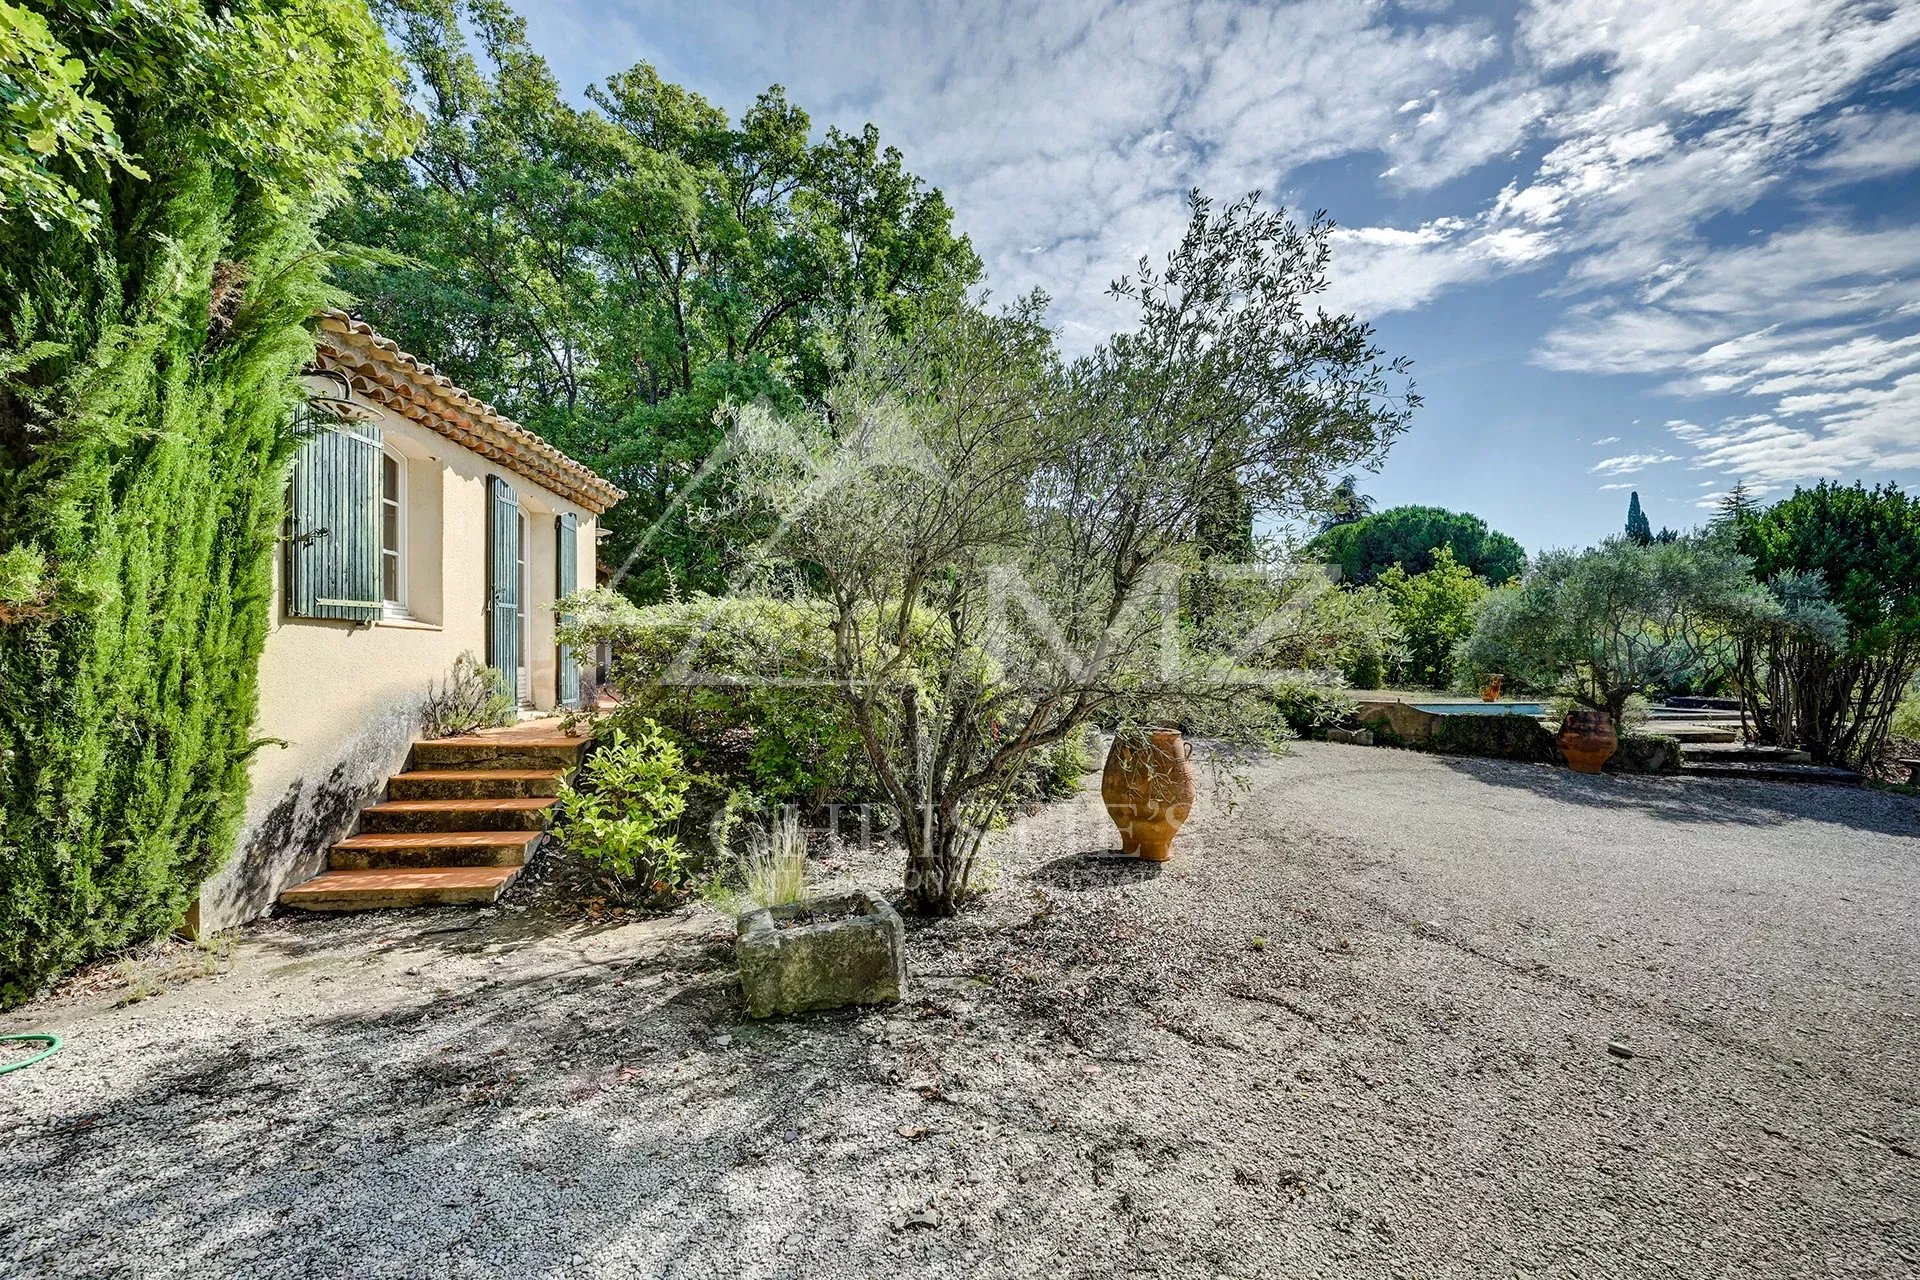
[1815,110,1920,182]
[1591,435,1620,445]
[1591,452,1678,476]
[1539,220,1920,486]
[521,0,1920,494]
[1323,216,1558,315]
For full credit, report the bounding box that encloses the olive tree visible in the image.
[732,191,1417,914]
[1729,483,1920,768]
[1455,537,1773,723]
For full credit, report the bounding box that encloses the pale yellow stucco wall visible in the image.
[192,404,602,932]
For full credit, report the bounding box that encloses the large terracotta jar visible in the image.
[1558,709,1618,774]
[1101,729,1197,862]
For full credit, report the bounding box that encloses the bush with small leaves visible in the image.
[554,722,693,903]
[420,652,516,739]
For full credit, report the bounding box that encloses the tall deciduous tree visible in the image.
[328,0,981,600]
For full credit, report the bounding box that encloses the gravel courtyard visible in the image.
[3,742,1917,1279]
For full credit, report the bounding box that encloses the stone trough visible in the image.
[735,889,907,1019]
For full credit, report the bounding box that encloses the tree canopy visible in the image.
[1733,482,1920,656]
[1728,481,1920,766]
[1307,504,1525,585]
[328,0,982,601]
[1456,537,1771,720]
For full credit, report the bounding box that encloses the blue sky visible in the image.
[513,0,1920,553]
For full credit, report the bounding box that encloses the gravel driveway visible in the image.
[4,742,1917,1278]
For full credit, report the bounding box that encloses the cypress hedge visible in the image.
[0,1,412,1003]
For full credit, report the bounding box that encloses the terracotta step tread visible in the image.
[334,830,543,850]
[281,866,520,910]
[392,769,568,782]
[363,797,558,814]
[417,735,590,750]
[290,866,521,889]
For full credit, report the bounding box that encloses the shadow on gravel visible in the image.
[1028,851,1165,891]
[4,903,1131,1277]
[246,866,680,967]
[1437,756,1920,838]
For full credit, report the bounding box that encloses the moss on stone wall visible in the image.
[1610,733,1683,775]
[1429,713,1561,763]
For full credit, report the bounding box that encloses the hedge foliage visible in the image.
[560,589,884,807]
[0,2,411,1002]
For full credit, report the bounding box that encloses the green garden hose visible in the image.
[0,1033,61,1076]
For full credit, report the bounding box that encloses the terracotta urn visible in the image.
[1480,674,1503,702]
[1101,729,1197,862]
[1558,709,1618,774]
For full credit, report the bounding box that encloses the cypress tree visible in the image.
[0,2,411,1002]
[1625,491,1653,545]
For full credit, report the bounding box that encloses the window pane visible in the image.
[382,501,398,553]
[382,551,399,602]
[382,454,399,501]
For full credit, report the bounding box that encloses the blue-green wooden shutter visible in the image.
[486,476,521,696]
[555,513,580,707]
[286,420,384,622]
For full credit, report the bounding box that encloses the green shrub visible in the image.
[1378,546,1489,690]
[553,722,692,900]
[1345,647,1385,690]
[1264,673,1355,736]
[1036,730,1093,798]
[420,652,515,739]
[559,588,882,806]
[1894,686,1920,741]
[1204,562,1398,678]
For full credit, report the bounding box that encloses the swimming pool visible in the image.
[1411,702,1548,717]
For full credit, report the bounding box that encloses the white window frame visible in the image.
[379,445,410,619]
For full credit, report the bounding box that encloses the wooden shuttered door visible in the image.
[555,513,580,707]
[486,476,521,697]
[286,420,385,622]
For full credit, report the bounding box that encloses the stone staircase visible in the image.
[1680,741,1863,786]
[279,724,590,911]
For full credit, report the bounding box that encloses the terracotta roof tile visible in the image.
[312,310,624,514]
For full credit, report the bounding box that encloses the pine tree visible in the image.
[1715,482,1758,529]
[1625,491,1654,545]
